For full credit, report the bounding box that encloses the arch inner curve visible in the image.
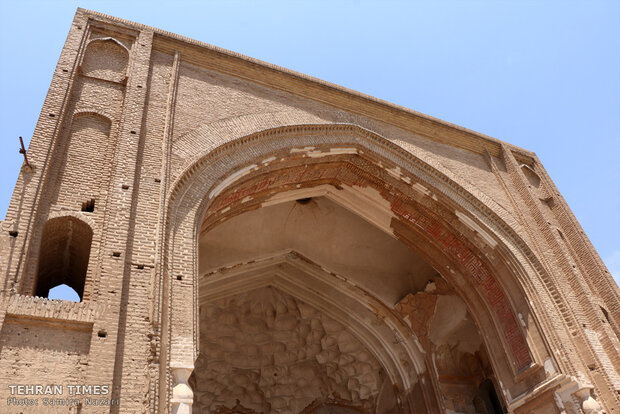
[194,250,418,412]
[167,124,542,413]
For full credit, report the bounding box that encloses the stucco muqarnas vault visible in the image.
[0,8,619,414]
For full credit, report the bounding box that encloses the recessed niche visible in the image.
[81,38,128,83]
[520,164,541,188]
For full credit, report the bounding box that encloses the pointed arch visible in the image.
[34,215,93,300]
[160,122,560,412]
[80,37,129,83]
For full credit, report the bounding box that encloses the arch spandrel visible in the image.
[163,122,563,412]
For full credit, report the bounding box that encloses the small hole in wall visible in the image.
[81,199,95,212]
[8,231,18,237]
[98,330,107,338]
[176,275,183,281]
[130,130,137,135]
[136,264,144,270]
[62,69,68,73]
[77,26,82,30]
[49,113,55,117]
[588,364,596,371]
[137,85,142,88]
[122,185,129,190]
[112,252,121,258]
[154,178,161,183]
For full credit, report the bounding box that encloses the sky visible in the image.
[0,0,619,296]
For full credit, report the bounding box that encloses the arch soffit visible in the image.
[165,122,550,379]
[35,213,94,295]
[170,121,546,300]
[199,250,425,395]
[47,209,97,233]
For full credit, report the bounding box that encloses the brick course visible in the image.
[0,8,618,414]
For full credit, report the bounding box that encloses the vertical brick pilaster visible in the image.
[503,145,620,409]
[83,28,155,412]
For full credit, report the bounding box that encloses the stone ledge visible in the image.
[0,293,103,326]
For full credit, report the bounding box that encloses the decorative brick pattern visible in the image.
[205,156,532,372]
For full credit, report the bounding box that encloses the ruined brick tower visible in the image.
[1,9,619,414]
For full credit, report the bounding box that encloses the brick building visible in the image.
[0,8,619,414]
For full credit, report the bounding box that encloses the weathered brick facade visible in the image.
[0,9,619,414]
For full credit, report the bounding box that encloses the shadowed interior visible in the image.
[34,216,93,300]
[195,197,502,413]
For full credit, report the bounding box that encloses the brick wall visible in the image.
[0,8,618,413]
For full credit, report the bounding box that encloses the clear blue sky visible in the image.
[1,1,619,295]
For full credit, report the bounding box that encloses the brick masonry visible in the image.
[0,8,618,414]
